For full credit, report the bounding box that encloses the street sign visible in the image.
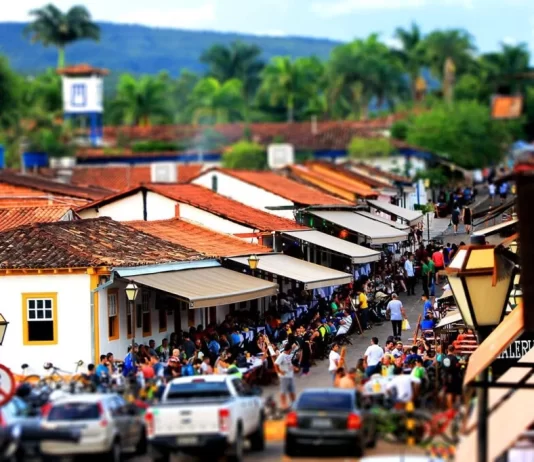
[0,364,16,406]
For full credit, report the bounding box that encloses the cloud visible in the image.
[311,0,474,17]
[384,37,404,50]
[120,2,217,29]
[260,30,288,37]
[502,36,518,46]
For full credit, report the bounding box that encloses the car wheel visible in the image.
[226,426,244,462]
[284,436,299,457]
[134,430,148,455]
[354,441,364,458]
[103,439,121,462]
[249,416,266,452]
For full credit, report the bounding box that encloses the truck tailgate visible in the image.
[152,403,222,436]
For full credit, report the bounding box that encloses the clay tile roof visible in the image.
[353,163,411,184]
[56,63,109,76]
[0,217,203,269]
[127,218,272,257]
[148,184,307,232]
[306,161,395,190]
[66,165,203,191]
[0,206,75,232]
[0,172,112,201]
[215,169,349,206]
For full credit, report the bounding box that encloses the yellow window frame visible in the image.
[22,292,58,346]
[107,288,120,341]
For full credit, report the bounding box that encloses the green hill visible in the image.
[0,22,341,75]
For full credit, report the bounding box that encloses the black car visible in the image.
[284,388,377,458]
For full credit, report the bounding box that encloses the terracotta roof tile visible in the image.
[63,165,203,191]
[0,172,112,200]
[213,169,349,206]
[0,217,202,269]
[0,206,75,232]
[0,182,91,207]
[305,161,395,190]
[288,165,378,199]
[148,184,307,232]
[57,64,109,76]
[352,163,412,184]
[127,218,272,257]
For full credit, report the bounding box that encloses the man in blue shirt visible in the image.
[95,354,110,379]
[423,296,433,318]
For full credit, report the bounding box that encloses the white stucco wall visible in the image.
[192,171,296,220]
[176,202,253,235]
[0,273,92,374]
[78,191,145,220]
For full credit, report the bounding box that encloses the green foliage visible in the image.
[348,137,393,158]
[222,140,267,169]
[390,120,409,140]
[0,56,22,128]
[190,77,245,124]
[295,150,314,163]
[414,167,449,188]
[131,140,185,153]
[405,101,524,169]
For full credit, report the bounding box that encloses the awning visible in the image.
[455,374,534,462]
[438,289,454,300]
[127,267,278,309]
[228,254,353,290]
[463,304,525,386]
[355,211,410,231]
[310,211,408,245]
[473,218,518,237]
[282,230,381,264]
[436,310,463,329]
[367,199,424,226]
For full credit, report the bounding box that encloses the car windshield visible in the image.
[48,403,100,421]
[166,381,231,400]
[297,392,353,411]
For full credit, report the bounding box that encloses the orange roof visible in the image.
[352,163,411,184]
[0,206,75,232]
[127,218,272,257]
[0,183,91,208]
[57,63,109,76]
[208,168,349,206]
[149,184,307,232]
[288,165,378,199]
[66,165,203,191]
[491,95,523,119]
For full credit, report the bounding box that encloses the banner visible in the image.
[62,76,103,113]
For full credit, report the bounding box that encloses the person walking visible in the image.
[404,254,416,295]
[462,206,472,234]
[364,337,384,377]
[451,204,461,235]
[274,343,297,410]
[328,343,341,382]
[386,293,407,338]
[356,287,369,330]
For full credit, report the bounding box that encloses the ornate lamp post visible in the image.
[446,241,515,462]
[125,282,139,349]
[0,313,9,346]
[248,255,260,274]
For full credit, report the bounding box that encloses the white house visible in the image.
[0,217,276,373]
[76,184,306,244]
[190,168,347,219]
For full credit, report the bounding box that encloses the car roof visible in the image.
[52,393,116,404]
[169,375,230,384]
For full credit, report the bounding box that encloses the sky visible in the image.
[2,0,533,53]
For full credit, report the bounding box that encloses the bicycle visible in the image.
[20,364,41,385]
[36,361,85,388]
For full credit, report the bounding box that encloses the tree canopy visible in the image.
[222,140,267,169]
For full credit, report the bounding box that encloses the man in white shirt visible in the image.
[328,343,341,382]
[336,310,353,337]
[274,343,296,409]
[386,367,421,404]
[404,254,416,295]
[364,337,384,377]
[386,293,406,339]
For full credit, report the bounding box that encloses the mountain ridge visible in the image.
[0,21,342,75]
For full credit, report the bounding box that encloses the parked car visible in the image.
[285,388,377,458]
[40,393,146,461]
[146,375,265,462]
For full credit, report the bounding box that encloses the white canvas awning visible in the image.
[355,211,410,231]
[367,199,424,226]
[282,230,381,264]
[310,211,408,245]
[127,267,278,309]
[228,253,353,290]
[473,218,518,237]
[436,310,463,329]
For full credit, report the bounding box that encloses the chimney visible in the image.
[211,174,218,193]
[311,116,318,135]
[174,203,180,217]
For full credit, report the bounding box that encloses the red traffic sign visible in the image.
[0,364,16,406]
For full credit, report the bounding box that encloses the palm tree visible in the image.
[480,42,530,93]
[422,29,477,103]
[24,3,100,68]
[113,74,170,126]
[189,77,245,124]
[328,35,407,120]
[200,41,264,121]
[394,23,426,100]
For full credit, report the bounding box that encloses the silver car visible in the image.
[40,393,146,461]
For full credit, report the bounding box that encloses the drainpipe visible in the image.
[142,189,148,221]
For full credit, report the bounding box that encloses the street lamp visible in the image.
[125,282,139,348]
[248,255,260,272]
[0,313,9,346]
[509,240,519,254]
[446,241,515,462]
[509,284,522,309]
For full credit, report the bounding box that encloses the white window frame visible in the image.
[27,298,54,323]
[108,293,118,317]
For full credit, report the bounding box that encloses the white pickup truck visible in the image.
[145,375,265,462]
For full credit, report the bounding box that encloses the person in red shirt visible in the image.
[432,247,445,283]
